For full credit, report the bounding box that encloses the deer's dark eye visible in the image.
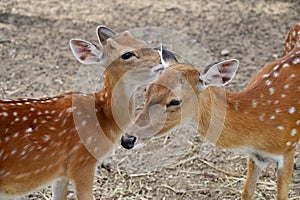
[121,52,135,60]
[166,99,183,108]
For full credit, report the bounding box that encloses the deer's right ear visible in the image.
[69,39,104,65]
[199,59,239,89]
[97,26,116,44]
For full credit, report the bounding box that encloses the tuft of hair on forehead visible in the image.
[165,64,200,79]
[150,64,201,92]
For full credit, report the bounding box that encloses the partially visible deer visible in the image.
[0,26,174,200]
[122,21,300,199]
[283,20,300,56]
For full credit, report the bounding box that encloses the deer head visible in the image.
[69,26,177,85]
[121,59,239,149]
[70,27,178,133]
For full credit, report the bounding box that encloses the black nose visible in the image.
[121,135,137,149]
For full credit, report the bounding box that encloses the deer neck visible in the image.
[197,87,256,149]
[94,70,135,142]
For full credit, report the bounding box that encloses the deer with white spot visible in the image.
[0,26,175,200]
[121,21,300,200]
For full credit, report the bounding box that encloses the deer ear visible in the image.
[123,30,134,38]
[199,59,239,87]
[97,26,116,44]
[69,39,104,65]
[152,46,178,74]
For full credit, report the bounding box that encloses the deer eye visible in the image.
[166,99,183,108]
[121,52,135,60]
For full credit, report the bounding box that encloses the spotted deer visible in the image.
[0,26,173,200]
[121,21,300,199]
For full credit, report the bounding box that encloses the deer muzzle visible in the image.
[121,134,137,149]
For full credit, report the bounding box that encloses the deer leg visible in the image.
[73,174,95,200]
[277,150,294,200]
[52,178,68,200]
[71,163,96,200]
[242,157,266,200]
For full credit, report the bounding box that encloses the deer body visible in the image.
[0,26,165,199]
[0,88,121,200]
[122,21,300,200]
[0,93,99,199]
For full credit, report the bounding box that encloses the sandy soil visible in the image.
[0,0,300,199]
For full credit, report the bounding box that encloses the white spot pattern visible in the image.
[49,127,56,131]
[252,100,257,108]
[26,127,33,132]
[291,129,297,136]
[81,121,87,127]
[292,57,300,65]
[284,84,289,89]
[263,74,270,78]
[67,107,76,113]
[282,63,289,68]
[93,147,98,153]
[44,135,51,142]
[86,136,92,146]
[265,80,271,86]
[269,88,274,95]
[273,65,280,71]
[11,149,17,155]
[277,126,284,131]
[273,72,279,78]
[2,112,8,117]
[289,107,296,114]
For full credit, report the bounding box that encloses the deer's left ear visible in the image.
[199,59,239,88]
[97,26,116,44]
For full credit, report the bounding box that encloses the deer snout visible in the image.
[121,134,137,149]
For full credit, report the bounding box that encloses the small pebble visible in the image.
[221,49,230,56]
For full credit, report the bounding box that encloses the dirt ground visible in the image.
[1,0,300,199]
